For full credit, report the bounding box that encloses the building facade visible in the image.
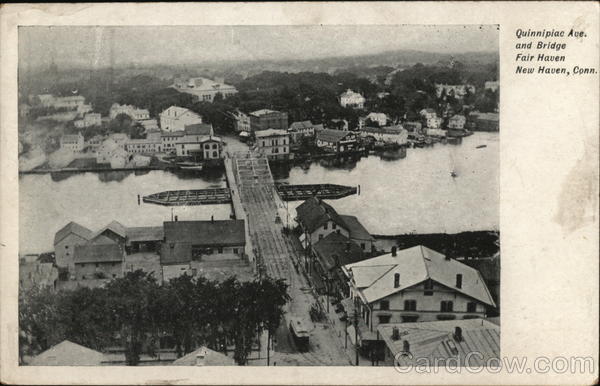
[54,222,93,273]
[109,103,150,121]
[60,133,85,152]
[249,109,289,132]
[74,113,102,128]
[159,106,203,132]
[340,89,366,109]
[316,129,358,153]
[448,115,467,129]
[73,243,125,281]
[255,129,290,160]
[173,77,238,102]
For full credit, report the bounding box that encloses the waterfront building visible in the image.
[172,346,236,366]
[249,109,289,132]
[125,136,162,155]
[358,112,389,129]
[316,129,358,153]
[173,77,238,102]
[74,113,102,128]
[402,122,423,134]
[484,81,500,92]
[311,232,366,298]
[341,245,496,333]
[377,319,500,367]
[426,116,444,129]
[175,123,222,160]
[28,340,106,366]
[109,103,150,121]
[159,106,203,132]
[54,221,93,272]
[295,197,374,253]
[160,220,246,281]
[435,84,476,99]
[359,125,408,145]
[231,110,251,132]
[255,129,290,160]
[340,89,366,109]
[73,243,125,281]
[448,114,467,130]
[161,130,185,154]
[60,132,85,152]
[288,120,318,143]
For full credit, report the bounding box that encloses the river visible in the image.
[19,132,498,254]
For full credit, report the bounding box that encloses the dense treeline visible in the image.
[19,271,289,366]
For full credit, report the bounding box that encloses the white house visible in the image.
[342,245,496,333]
[159,106,203,132]
[161,131,185,154]
[340,89,366,109]
[359,125,408,145]
[448,114,467,129]
[359,112,388,129]
[231,110,251,132]
[295,197,375,253]
[60,133,84,152]
[426,116,444,129]
[173,77,238,102]
[109,103,150,121]
[255,129,290,160]
[74,113,101,128]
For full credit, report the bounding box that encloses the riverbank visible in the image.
[373,230,499,259]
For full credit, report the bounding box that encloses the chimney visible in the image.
[402,340,410,353]
[211,215,214,223]
[456,274,462,289]
[195,349,207,366]
[394,273,400,288]
[453,327,463,342]
[391,246,397,257]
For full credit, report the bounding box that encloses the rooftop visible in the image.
[255,129,289,138]
[163,220,245,247]
[339,215,374,241]
[172,346,236,366]
[295,197,347,234]
[289,120,314,131]
[343,245,496,306]
[378,319,500,367]
[316,129,354,143]
[54,221,93,245]
[313,233,365,272]
[29,340,106,366]
[126,226,164,244]
[185,123,214,136]
[250,109,282,117]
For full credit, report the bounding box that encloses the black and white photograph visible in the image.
[14,24,503,367]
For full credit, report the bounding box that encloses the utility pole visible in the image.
[354,299,359,366]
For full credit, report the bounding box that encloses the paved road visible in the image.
[227,151,350,366]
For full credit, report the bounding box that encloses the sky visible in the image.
[19,25,498,69]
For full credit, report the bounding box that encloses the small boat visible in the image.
[177,162,203,171]
[476,144,487,149]
[451,171,458,178]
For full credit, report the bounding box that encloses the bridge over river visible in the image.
[226,151,352,365]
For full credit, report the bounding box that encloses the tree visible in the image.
[105,270,160,366]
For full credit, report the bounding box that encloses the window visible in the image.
[441,301,454,312]
[467,302,477,313]
[424,280,434,296]
[95,263,100,268]
[361,243,366,250]
[323,223,328,230]
[379,300,389,310]
[65,245,69,249]
[212,144,217,149]
[233,248,239,254]
[332,223,336,230]
[336,230,341,234]
[378,315,391,324]
[82,275,86,280]
[112,274,117,278]
[319,234,324,240]
[218,247,223,254]
[404,300,417,311]
[213,151,218,157]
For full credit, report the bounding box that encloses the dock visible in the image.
[143,183,356,206]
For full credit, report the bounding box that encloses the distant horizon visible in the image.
[19,25,498,71]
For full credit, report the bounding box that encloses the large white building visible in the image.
[359,125,408,145]
[36,94,86,110]
[60,133,85,152]
[74,113,102,128]
[255,129,290,160]
[109,104,150,121]
[342,246,495,332]
[159,106,203,132]
[173,77,238,102]
[340,89,366,109]
[175,123,222,160]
